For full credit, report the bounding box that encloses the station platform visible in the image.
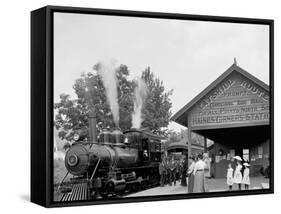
[125,177,269,197]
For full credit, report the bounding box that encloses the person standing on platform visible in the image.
[181,155,188,187]
[167,156,172,186]
[172,157,177,185]
[168,156,177,186]
[242,163,251,190]
[187,155,196,193]
[203,153,210,192]
[203,153,211,178]
[159,160,166,187]
[233,156,243,190]
[226,163,234,190]
[193,153,208,193]
[176,159,181,181]
[163,157,168,185]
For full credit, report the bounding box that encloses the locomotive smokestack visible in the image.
[88,109,98,143]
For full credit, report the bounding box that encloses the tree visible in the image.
[54,63,173,141]
[141,67,173,135]
[164,128,204,147]
[54,93,88,141]
[54,63,134,141]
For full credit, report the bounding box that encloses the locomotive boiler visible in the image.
[58,109,163,201]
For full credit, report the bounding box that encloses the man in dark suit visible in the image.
[168,156,177,186]
[159,160,166,187]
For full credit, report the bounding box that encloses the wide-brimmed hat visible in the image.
[233,156,242,161]
[243,162,250,167]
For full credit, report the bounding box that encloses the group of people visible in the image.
[159,153,251,193]
[158,155,189,187]
[187,153,210,193]
[158,152,210,193]
[227,156,251,190]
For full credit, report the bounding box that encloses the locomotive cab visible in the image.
[123,129,163,163]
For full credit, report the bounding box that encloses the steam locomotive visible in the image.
[58,110,164,201]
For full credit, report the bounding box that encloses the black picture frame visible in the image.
[31,5,274,208]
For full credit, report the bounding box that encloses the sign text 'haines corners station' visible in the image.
[190,72,269,129]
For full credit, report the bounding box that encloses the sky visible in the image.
[54,12,269,132]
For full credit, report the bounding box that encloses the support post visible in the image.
[204,137,207,153]
[187,128,192,163]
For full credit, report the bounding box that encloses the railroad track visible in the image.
[57,181,156,201]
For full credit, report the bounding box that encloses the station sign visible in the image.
[189,72,269,130]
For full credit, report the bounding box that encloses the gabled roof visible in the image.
[171,63,269,127]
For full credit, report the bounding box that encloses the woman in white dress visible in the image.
[226,163,234,190]
[203,153,211,178]
[242,163,250,190]
[233,156,243,190]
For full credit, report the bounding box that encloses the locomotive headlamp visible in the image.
[73,133,80,141]
[68,154,79,166]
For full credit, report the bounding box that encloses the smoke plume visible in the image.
[97,59,120,127]
[132,77,148,129]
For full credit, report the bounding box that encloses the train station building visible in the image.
[171,62,270,178]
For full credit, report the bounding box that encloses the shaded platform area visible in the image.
[124,177,269,197]
[196,125,269,149]
[197,125,270,178]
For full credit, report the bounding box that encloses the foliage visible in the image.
[54,63,173,141]
[165,129,205,147]
[141,67,173,135]
[54,63,133,141]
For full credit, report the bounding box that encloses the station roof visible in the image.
[171,62,269,128]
